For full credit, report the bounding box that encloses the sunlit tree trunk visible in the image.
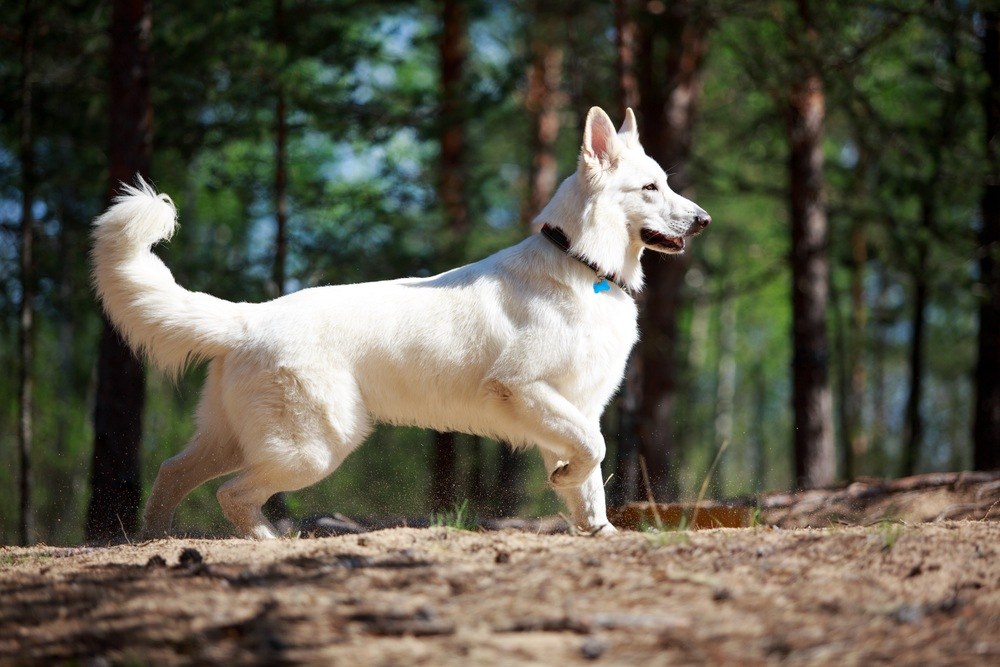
[614,0,639,118]
[521,4,563,233]
[788,46,836,488]
[18,0,36,546]
[430,0,468,511]
[86,0,152,541]
[975,10,1000,471]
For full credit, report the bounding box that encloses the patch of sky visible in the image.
[375,13,423,60]
[318,127,429,189]
[322,143,386,184]
[313,62,342,88]
[839,141,859,170]
[350,59,397,102]
[0,220,17,265]
[0,197,20,225]
[485,204,515,230]
[383,128,424,179]
[245,205,281,281]
[469,18,511,70]
[0,145,17,171]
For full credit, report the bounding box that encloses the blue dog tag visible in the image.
[593,279,610,293]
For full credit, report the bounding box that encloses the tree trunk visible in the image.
[975,10,1000,471]
[902,16,958,476]
[636,263,686,501]
[614,0,639,116]
[86,0,153,542]
[901,240,929,476]
[832,225,866,482]
[634,0,709,501]
[53,191,85,542]
[273,0,288,297]
[610,0,641,507]
[520,4,563,234]
[831,276,850,479]
[870,264,889,475]
[18,0,36,546]
[430,0,468,511]
[496,0,566,515]
[430,432,458,511]
[712,285,737,497]
[846,218,868,476]
[750,362,768,494]
[263,0,292,528]
[437,0,468,244]
[788,64,836,489]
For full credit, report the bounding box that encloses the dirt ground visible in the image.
[2,476,999,665]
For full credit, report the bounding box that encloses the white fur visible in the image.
[91,107,709,539]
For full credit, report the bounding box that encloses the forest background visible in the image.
[1,0,998,545]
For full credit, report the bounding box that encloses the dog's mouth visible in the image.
[640,228,685,253]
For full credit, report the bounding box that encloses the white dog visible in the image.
[91,106,709,539]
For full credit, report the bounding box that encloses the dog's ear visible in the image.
[581,106,620,171]
[617,108,640,149]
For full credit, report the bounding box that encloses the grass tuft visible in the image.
[431,499,478,531]
[875,519,906,551]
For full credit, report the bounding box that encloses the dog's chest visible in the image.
[558,292,638,403]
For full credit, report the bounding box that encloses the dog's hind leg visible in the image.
[215,445,347,540]
[539,449,616,535]
[142,430,241,538]
[216,465,293,540]
[216,363,371,539]
[142,362,241,538]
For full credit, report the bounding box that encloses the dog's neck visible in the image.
[540,225,633,295]
[533,173,645,294]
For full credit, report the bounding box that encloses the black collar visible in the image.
[540,224,632,296]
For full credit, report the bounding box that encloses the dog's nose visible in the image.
[694,211,711,229]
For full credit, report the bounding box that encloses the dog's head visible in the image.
[578,106,710,255]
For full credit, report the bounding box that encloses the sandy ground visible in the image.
[2,517,998,665]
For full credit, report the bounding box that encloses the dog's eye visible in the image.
[642,183,658,191]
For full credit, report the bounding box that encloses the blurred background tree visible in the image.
[0,0,995,544]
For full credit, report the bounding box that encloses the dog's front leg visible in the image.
[491,379,605,489]
[539,449,616,534]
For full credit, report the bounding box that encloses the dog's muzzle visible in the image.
[640,228,685,252]
[640,211,711,253]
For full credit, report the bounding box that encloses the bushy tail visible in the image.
[92,177,249,377]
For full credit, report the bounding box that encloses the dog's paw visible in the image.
[548,459,596,489]
[589,523,618,536]
[246,525,279,540]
